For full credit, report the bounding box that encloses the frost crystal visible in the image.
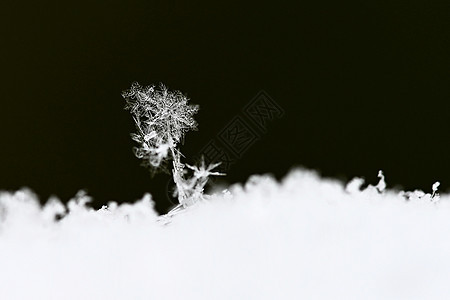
[122,82,223,208]
[122,82,199,171]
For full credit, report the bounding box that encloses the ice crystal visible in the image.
[122,82,223,208]
[122,82,199,171]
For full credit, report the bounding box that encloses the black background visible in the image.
[2,1,449,213]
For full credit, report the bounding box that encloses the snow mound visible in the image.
[1,168,449,300]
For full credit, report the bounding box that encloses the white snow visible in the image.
[1,168,450,299]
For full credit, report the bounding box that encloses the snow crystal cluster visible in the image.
[122,82,199,170]
[122,82,223,208]
[1,169,449,300]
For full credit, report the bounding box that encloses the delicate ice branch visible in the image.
[122,82,224,207]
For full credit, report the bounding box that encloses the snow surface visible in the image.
[1,168,450,300]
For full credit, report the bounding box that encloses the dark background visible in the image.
[1,1,449,213]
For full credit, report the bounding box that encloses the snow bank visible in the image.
[1,168,449,300]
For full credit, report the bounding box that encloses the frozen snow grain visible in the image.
[0,169,449,299]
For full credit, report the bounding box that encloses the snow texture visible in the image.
[1,169,449,300]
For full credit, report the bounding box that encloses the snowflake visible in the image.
[122,82,199,170]
[122,82,224,209]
